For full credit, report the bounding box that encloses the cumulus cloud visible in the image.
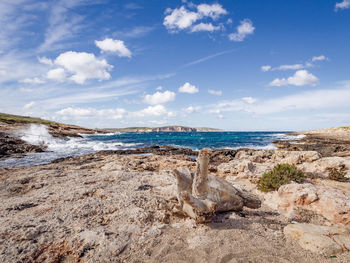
[208,89,222,96]
[20,77,45,84]
[143,91,176,105]
[228,19,255,42]
[52,51,113,84]
[178,82,199,93]
[164,6,199,31]
[191,23,220,32]
[335,0,350,10]
[46,68,66,82]
[133,105,168,117]
[95,38,132,58]
[57,107,126,119]
[163,3,227,33]
[269,70,319,87]
[196,3,227,19]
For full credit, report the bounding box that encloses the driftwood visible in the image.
[174,148,261,222]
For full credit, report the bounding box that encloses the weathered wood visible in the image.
[173,148,261,222]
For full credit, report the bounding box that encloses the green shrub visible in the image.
[327,168,349,182]
[257,163,305,192]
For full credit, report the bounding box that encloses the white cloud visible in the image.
[184,49,234,67]
[269,70,319,87]
[191,23,220,32]
[156,86,163,90]
[133,105,168,117]
[57,107,126,119]
[164,6,199,31]
[242,97,256,104]
[23,101,36,109]
[163,3,227,33]
[261,65,271,72]
[179,82,199,93]
[312,55,327,61]
[95,38,132,58]
[208,83,350,115]
[228,19,255,42]
[196,3,227,19]
[20,77,45,84]
[335,0,350,10]
[143,91,176,105]
[208,89,222,96]
[38,56,53,65]
[46,68,66,82]
[53,51,113,84]
[277,64,304,71]
[252,85,350,114]
[39,1,85,51]
[262,55,328,72]
[114,26,155,39]
[0,53,48,84]
[184,106,201,113]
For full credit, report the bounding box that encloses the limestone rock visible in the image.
[274,151,321,165]
[284,223,350,256]
[277,183,350,226]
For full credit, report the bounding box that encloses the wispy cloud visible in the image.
[113,26,156,39]
[183,49,237,67]
[38,0,91,52]
[208,81,350,115]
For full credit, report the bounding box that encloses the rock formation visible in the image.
[174,148,261,222]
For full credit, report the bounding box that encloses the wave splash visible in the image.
[0,124,133,168]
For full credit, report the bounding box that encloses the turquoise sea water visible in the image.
[87,131,291,150]
[0,130,301,168]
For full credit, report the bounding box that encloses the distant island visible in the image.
[104,126,223,133]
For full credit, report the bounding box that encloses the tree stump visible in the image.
[173,148,261,222]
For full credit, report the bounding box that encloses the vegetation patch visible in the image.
[257,163,305,192]
[0,113,57,125]
[327,168,349,182]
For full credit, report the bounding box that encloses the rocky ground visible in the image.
[1,119,350,262]
[0,148,350,262]
[275,126,350,157]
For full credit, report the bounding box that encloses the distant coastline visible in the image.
[103,126,223,133]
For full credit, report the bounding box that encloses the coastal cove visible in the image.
[0,128,294,168]
[1,115,350,262]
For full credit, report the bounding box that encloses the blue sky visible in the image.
[0,0,350,130]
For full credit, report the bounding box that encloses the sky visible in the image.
[0,0,350,131]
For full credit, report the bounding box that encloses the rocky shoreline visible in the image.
[1,121,350,262]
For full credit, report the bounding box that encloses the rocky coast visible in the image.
[1,119,350,262]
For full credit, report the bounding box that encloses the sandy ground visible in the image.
[1,152,349,263]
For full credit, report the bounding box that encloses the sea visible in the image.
[0,124,305,168]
